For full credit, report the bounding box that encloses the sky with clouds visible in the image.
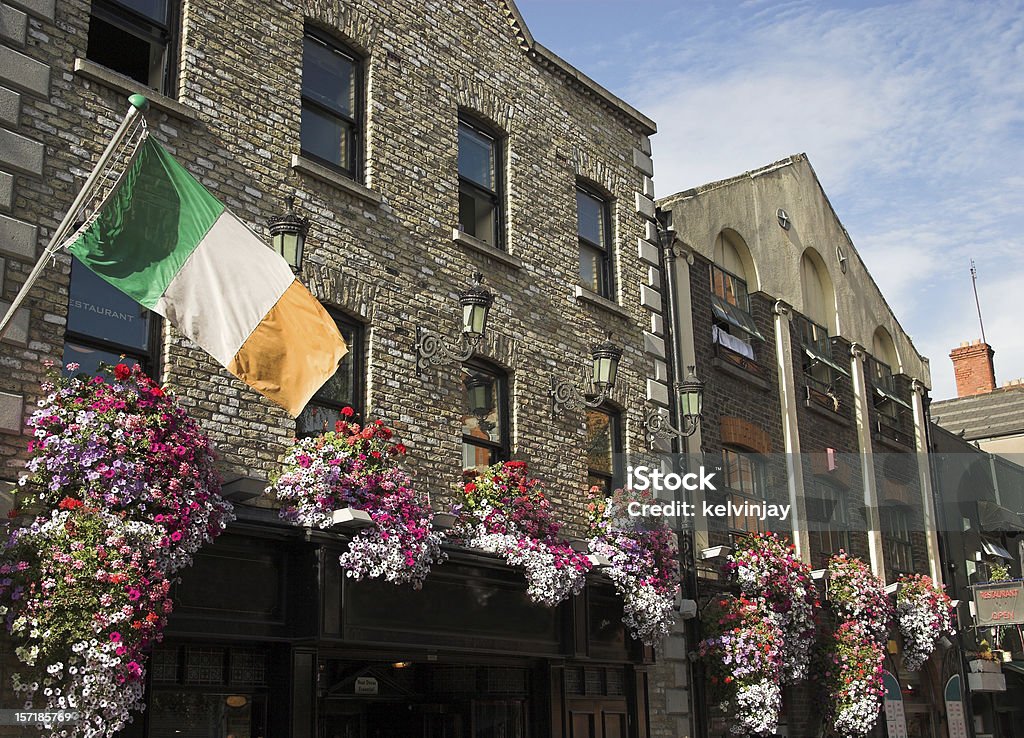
[516,0,1024,400]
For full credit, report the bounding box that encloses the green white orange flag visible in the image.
[62,135,347,416]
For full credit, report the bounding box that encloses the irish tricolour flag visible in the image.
[63,135,347,416]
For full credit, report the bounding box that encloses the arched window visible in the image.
[710,230,763,361]
[461,361,509,472]
[798,249,845,393]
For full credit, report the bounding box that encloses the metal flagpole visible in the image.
[0,94,150,340]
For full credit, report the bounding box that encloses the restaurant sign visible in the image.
[972,580,1024,627]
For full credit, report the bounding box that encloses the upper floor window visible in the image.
[297,311,364,437]
[798,316,847,391]
[461,361,508,472]
[301,29,361,179]
[63,259,159,375]
[719,447,765,538]
[577,185,613,298]
[805,479,850,569]
[586,406,621,495]
[710,264,763,360]
[87,0,175,92]
[883,504,915,575]
[458,117,503,248]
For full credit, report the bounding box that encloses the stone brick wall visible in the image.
[0,0,660,525]
[0,0,686,732]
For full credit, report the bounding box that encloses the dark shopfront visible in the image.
[122,508,651,738]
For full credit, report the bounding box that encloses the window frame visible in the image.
[805,479,851,568]
[719,446,766,540]
[798,315,847,390]
[457,114,504,250]
[461,359,510,472]
[300,27,363,180]
[585,404,622,495]
[88,0,177,94]
[576,182,614,298]
[296,309,365,437]
[883,504,915,576]
[63,260,161,376]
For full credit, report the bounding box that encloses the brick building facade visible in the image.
[0,0,687,736]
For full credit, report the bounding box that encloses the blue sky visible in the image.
[515,0,1024,400]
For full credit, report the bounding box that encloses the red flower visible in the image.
[150,386,165,397]
[393,443,407,455]
[341,406,355,418]
[58,496,84,510]
[113,363,131,380]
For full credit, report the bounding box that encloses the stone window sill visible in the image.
[451,228,523,269]
[73,59,198,121]
[712,356,771,391]
[291,155,382,206]
[574,285,631,320]
[804,398,852,428]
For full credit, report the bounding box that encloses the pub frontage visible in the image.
[132,509,651,738]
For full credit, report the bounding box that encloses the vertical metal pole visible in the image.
[0,95,148,339]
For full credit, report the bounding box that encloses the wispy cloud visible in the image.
[518,0,1024,398]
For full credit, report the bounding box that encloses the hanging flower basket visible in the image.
[698,595,784,736]
[724,532,819,683]
[17,362,232,572]
[821,552,891,738]
[821,620,887,738]
[452,461,592,607]
[895,573,955,671]
[270,411,444,589]
[1,362,232,738]
[587,487,680,646]
[825,552,892,644]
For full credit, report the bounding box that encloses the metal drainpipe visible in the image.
[655,208,706,738]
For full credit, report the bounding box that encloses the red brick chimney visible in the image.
[949,339,996,397]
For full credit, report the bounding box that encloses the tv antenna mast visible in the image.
[970,259,987,344]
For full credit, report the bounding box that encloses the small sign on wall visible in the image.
[355,677,379,695]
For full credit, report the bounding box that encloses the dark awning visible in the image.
[979,501,1024,533]
[711,295,765,340]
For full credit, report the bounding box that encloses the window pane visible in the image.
[576,189,605,246]
[462,369,501,444]
[301,106,351,169]
[302,36,355,116]
[586,409,613,475]
[116,0,167,22]
[458,124,494,190]
[68,260,151,348]
[459,185,495,244]
[87,14,164,89]
[579,244,603,293]
[588,474,612,496]
[62,341,143,377]
[296,404,345,437]
[462,442,494,473]
[148,691,262,738]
